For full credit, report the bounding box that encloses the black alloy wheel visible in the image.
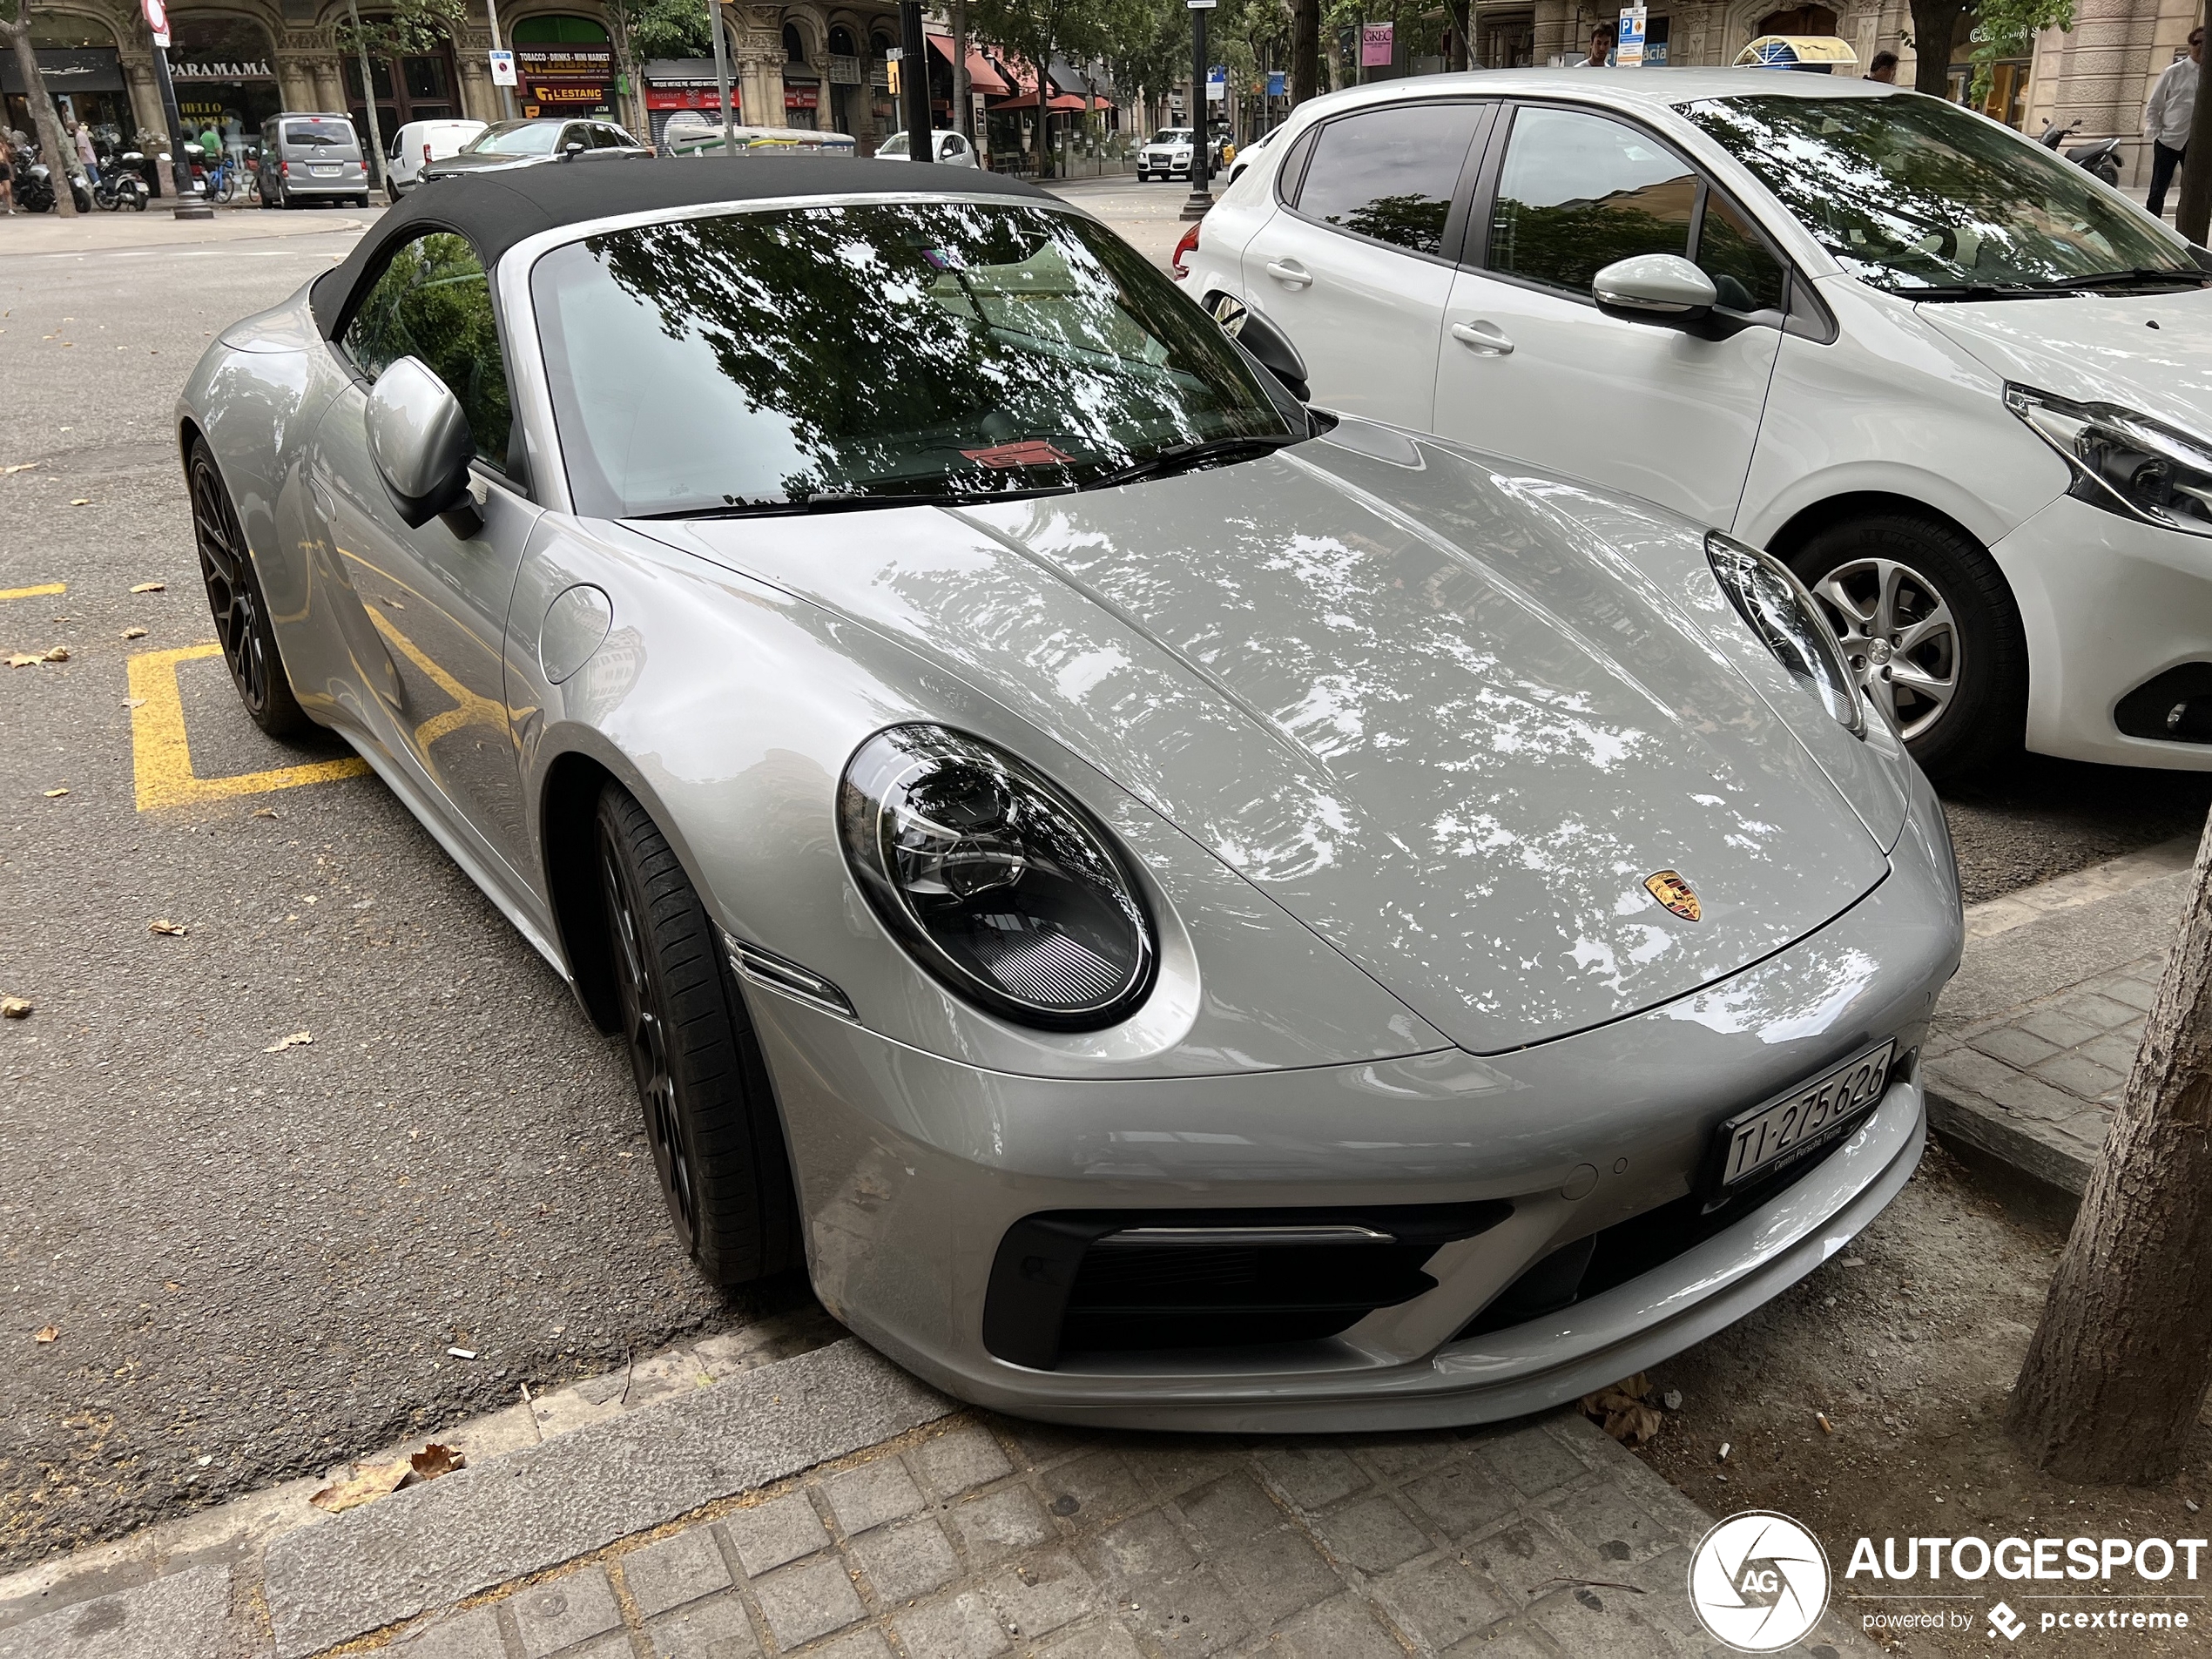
[1789,511,2027,781]
[187,438,309,738]
[594,784,800,1286]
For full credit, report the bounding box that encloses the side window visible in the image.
[1274,125,1317,205]
[592,124,626,149]
[1488,107,1697,294]
[1293,103,1484,258]
[561,124,588,152]
[1697,190,1787,314]
[341,232,512,469]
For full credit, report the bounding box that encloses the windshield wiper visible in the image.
[634,488,1058,521]
[1905,282,2050,302]
[2040,267,2212,291]
[1079,434,1301,493]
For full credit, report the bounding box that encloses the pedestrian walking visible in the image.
[1573,21,1615,66]
[71,119,98,186]
[1866,51,1898,84]
[0,130,15,215]
[2145,27,2202,219]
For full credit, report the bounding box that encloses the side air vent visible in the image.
[2114,662,2212,744]
[983,1203,1511,1371]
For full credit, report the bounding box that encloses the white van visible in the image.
[385,118,488,199]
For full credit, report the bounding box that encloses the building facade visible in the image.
[1461,0,2196,186]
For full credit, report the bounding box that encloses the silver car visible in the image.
[179,159,1959,1431]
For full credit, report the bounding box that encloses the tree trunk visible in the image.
[2178,0,2212,243]
[2007,806,2212,1484]
[3,21,82,215]
[1906,0,1966,97]
[1291,0,1318,104]
[1447,0,1472,71]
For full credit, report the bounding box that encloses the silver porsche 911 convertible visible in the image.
[179,160,1959,1431]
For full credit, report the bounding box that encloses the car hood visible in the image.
[642,429,1890,1053]
[1918,286,2212,435]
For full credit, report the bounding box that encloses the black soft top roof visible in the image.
[309,156,1054,337]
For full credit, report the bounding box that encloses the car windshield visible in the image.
[1683,93,2195,294]
[1151,130,1190,145]
[464,121,563,156]
[533,200,1298,518]
[877,132,909,154]
[284,119,354,147]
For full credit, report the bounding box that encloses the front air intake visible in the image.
[982,1203,1511,1371]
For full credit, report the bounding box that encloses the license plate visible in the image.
[312,165,340,176]
[1711,1041,1896,1192]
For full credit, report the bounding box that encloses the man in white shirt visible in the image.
[2144,27,2202,219]
[1571,22,1615,67]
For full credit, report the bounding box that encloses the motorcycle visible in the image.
[11,144,92,213]
[92,149,149,211]
[2040,118,2125,187]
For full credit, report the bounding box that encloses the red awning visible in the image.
[992,89,1096,111]
[925,32,1009,96]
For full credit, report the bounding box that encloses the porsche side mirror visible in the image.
[1592,253,1720,326]
[1209,295,1311,403]
[366,357,480,535]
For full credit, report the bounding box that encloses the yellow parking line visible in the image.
[128,643,369,811]
[0,583,66,603]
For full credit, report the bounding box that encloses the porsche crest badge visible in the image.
[1645,870,1701,921]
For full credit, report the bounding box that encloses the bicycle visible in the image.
[209,152,258,206]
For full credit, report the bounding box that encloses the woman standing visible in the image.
[0,130,16,215]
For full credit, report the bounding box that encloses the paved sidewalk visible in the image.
[1923,833,2200,1194]
[0,202,377,258]
[0,1336,1867,1658]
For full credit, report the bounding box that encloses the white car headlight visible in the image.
[2006,384,2212,537]
[840,725,1157,1029]
[1706,532,1866,738]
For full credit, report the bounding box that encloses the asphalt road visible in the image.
[0,192,2206,1572]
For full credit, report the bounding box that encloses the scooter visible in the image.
[92,150,149,211]
[2040,118,2125,187]
[11,145,91,213]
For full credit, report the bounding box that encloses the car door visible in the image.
[1238,99,1491,430]
[306,227,544,876]
[1433,102,1786,528]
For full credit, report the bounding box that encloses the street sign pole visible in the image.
[900,0,931,163]
[1179,0,1214,222]
[142,0,210,219]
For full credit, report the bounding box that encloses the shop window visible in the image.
[510,14,610,43]
[1756,5,1837,34]
[828,26,855,57]
[784,23,806,62]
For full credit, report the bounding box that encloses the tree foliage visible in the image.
[333,0,471,64]
[1967,0,2074,104]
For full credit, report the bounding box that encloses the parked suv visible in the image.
[259,112,369,208]
[1183,71,2212,777]
[385,118,487,200]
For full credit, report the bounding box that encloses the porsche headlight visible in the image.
[1706,532,1865,738]
[840,725,1156,1029]
[2006,385,2212,536]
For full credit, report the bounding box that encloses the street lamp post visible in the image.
[899,0,931,162]
[1179,0,1214,222]
[708,0,735,151]
[141,0,211,219]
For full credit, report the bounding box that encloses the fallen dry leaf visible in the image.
[149,919,188,937]
[5,655,40,668]
[1,996,30,1019]
[124,697,145,709]
[31,1325,57,1344]
[129,581,165,594]
[42,788,68,799]
[1579,1372,1662,1447]
[40,646,67,663]
[0,462,37,475]
[67,498,91,508]
[409,1443,465,1481]
[263,1030,313,1053]
[250,807,277,819]
[121,626,146,640]
[307,1460,410,1514]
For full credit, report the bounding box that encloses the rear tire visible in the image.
[186,438,310,739]
[596,784,801,1287]
[1788,512,2027,782]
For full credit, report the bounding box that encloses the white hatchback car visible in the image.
[384,117,487,199]
[1181,70,2212,777]
[872,127,978,165]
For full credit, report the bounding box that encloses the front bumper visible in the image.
[1993,490,2212,769]
[746,769,1959,1431]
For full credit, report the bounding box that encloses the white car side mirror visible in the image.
[365,356,478,534]
[1592,253,1719,317]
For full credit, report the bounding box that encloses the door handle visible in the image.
[1450,320,1514,355]
[1264,260,1313,289]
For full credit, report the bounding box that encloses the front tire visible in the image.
[596,785,801,1286]
[1789,512,2027,781]
[187,438,310,739]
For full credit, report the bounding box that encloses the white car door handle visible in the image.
[1450,320,1514,355]
[1264,260,1313,289]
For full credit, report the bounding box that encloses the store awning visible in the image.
[926,32,1009,96]
[992,90,1104,111]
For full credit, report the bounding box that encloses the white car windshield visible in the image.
[1684,94,2203,296]
[463,121,564,157]
[533,201,1298,518]
[1150,130,1191,146]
